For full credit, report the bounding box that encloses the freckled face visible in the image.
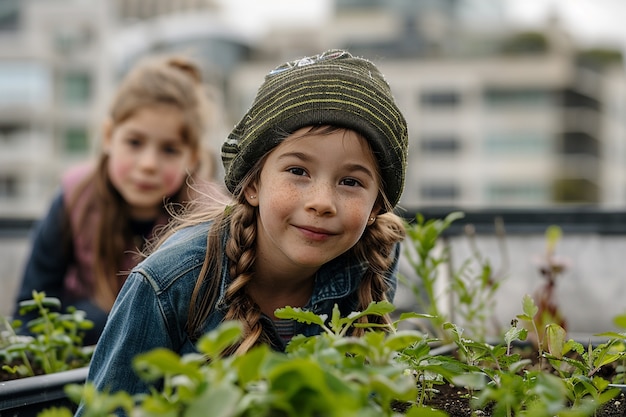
[246,127,381,275]
[104,104,197,220]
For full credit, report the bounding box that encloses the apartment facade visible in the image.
[0,0,112,218]
[229,3,626,209]
[1,0,625,219]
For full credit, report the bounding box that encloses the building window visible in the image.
[0,62,51,106]
[484,88,553,107]
[420,136,460,154]
[560,89,600,110]
[561,132,599,156]
[336,0,385,9]
[484,131,552,154]
[421,184,459,199]
[54,26,93,55]
[0,123,20,143]
[553,179,598,203]
[486,183,547,202]
[64,127,89,153]
[0,0,19,31]
[62,71,91,105]
[0,175,18,198]
[419,90,461,108]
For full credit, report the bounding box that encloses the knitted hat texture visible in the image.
[221,49,408,208]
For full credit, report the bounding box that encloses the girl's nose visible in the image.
[138,147,159,170]
[305,182,337,216]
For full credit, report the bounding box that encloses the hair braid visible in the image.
[350,212,406,336]
[223,203,267,354]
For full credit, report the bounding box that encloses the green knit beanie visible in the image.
[222,49,408,209]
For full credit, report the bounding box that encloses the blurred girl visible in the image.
[13,55,211,345]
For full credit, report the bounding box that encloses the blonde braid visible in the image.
[350,212,406,336]
[223,203,267,354]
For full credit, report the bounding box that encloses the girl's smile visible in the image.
[246,127,381,280]
[295,224,337,241]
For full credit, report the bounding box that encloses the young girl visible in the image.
[78,49,409,401]
[12,54,210,345]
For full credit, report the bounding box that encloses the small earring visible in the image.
[369,216,375,223]
[250,195,256,199]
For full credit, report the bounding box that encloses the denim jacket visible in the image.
[77,221,399,412]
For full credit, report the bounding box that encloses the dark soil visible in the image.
[392,342,626,416]
[420,383,626,417]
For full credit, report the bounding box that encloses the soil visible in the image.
[420,383,626,417]
[392,342,626,416]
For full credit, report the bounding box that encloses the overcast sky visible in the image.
[216,0,626,50]
[505,0,626,48]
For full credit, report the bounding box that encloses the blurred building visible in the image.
[229,1,626,209]
[0,0,249,218]
[0,0,625,219]
[0,0,112,218]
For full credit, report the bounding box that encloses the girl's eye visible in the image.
[287,167,307,176]
[162,145,182,155]
[125,137,142,148]
[340,178,363,187]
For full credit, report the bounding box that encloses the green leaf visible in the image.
[330,303,342,334]
[545,225,562,252]
[333,336,371,357]
[70,383,134,417]
[594,352,623,369]
[595,331,626,340]
[384,330,425,351]
[133,348,187,381]
[452,372,488,390]
[508,359,532,374]
[396,311,436,322]
[274,306,327,327]
[232,344,270,385]
[360,300,396,316]
[335,301,396,335]
[545,323,567,359]
[504,324,527,346]
[368,372,417,402]
[196,320,242,358]
[37,407,74,417]
[521,294,538,319]
[185,380,242,417]
[612,314,626,330]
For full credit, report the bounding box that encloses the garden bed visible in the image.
[0,367,88,417]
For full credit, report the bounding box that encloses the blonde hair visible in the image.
[152,126,406,355]
[67,55,209,311]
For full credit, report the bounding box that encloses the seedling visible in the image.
[0,290,93,379]
[402,212,506,343]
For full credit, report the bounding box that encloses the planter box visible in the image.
[422,339,626,416]
[0,367,88,417]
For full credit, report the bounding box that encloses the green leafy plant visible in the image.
[39,300,626,417]
[399,214,625,416]
[449,220,506,341]
[31,212,626,417]
[53,302,425,417]
[0,290,93,380]
[527,225,568,348]
[543,324,625,409]
[402,212,504,343]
